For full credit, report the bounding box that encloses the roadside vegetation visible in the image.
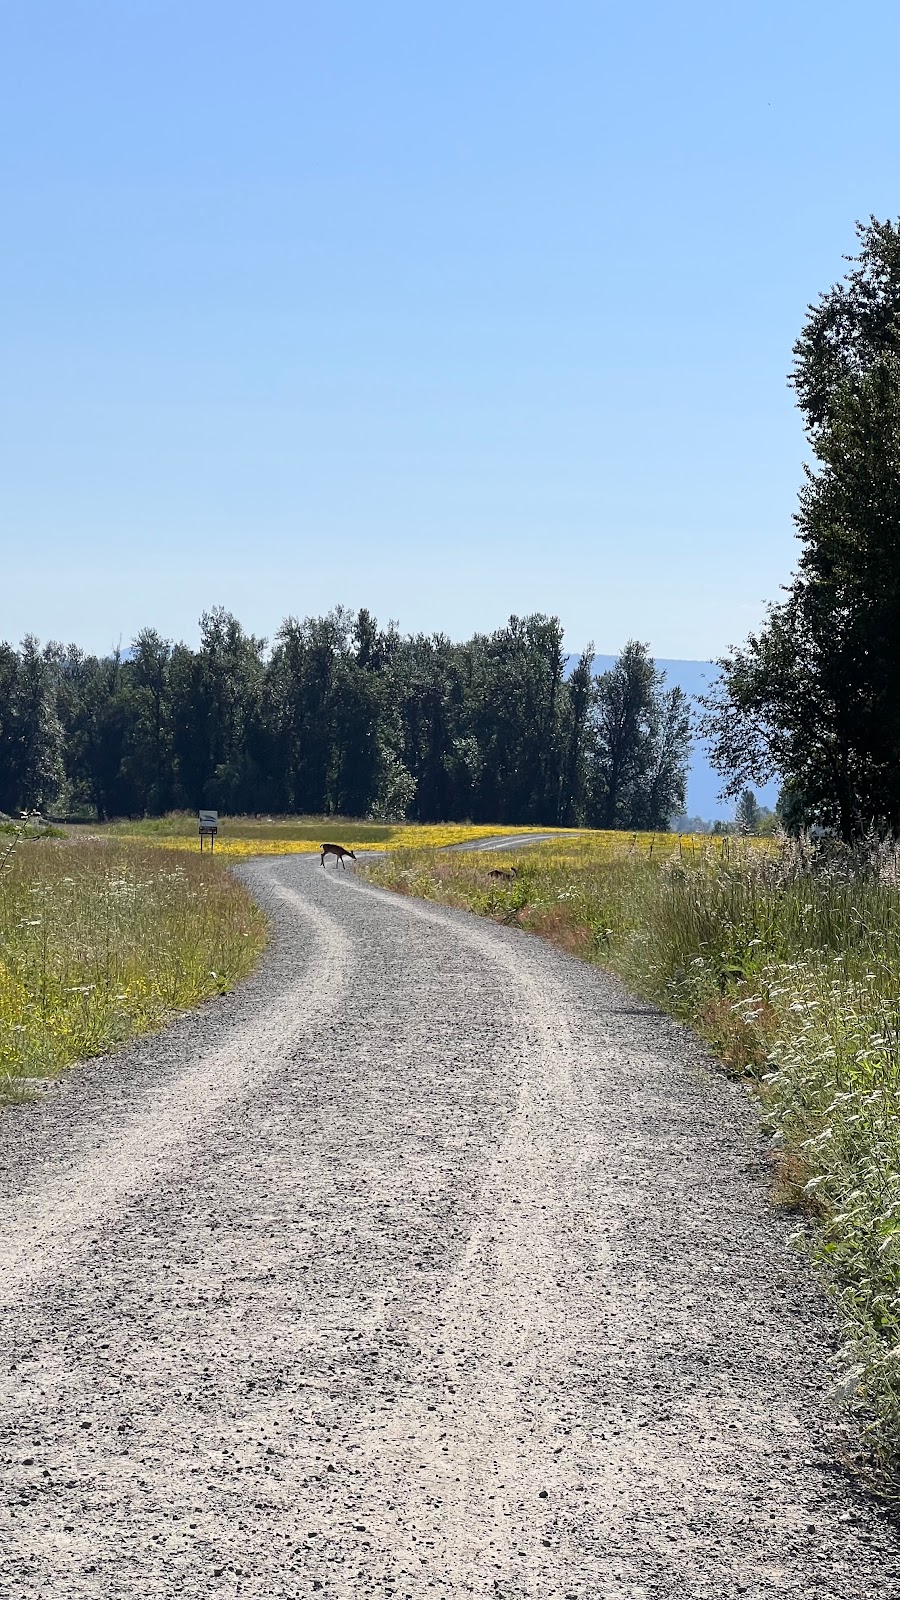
[365,830,900,1476]
[0,834,267,1100]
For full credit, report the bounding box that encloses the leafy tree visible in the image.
[391,634,461,821]
[704,219,900,839]
[588,642,690,829]
[266,610,349,813]
[559,647,594,825]
[588,641,657,829]
[0,643,21,813]
[6,637,64,811]
[637,684,691,829]
[56,647,137,820]
[126,628,173,813]
[170,609,266,810]
[328,656,384,816]
[461,615,568,824]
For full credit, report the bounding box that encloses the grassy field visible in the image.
[364,830,900,1477]
[0,834,267,1100]
[104,813,561,857]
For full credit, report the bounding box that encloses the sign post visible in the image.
[198,810,219,852]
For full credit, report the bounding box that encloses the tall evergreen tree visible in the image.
[734,788,762,836]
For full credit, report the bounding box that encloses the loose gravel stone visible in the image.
[0,854,898,1597]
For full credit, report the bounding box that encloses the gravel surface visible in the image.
[442,834,557,852]
[1,853,899,1598]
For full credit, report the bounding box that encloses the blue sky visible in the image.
[1,1,898,661]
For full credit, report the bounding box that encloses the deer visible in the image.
[320,842,357,869]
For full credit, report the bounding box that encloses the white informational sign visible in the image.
[198,810,218,831]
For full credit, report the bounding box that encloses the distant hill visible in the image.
[569,655,779,824]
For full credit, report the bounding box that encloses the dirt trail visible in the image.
[0,855,898,1598]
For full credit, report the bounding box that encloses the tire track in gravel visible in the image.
[326,875,588,1595]
[0,876,350,1305]
[1,854,899,1599]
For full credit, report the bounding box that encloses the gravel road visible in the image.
[1,853,899,1598]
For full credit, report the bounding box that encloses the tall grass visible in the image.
[365,833,900,1477]
[0,836,267,1097]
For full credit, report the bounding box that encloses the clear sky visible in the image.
[2,1,898,660]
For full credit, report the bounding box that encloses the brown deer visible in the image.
[320,842,357,869]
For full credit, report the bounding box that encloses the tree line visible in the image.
[0,614,691,828]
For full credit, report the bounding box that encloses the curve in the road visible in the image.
[443,832,558,852]
[0,854,897,1599]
